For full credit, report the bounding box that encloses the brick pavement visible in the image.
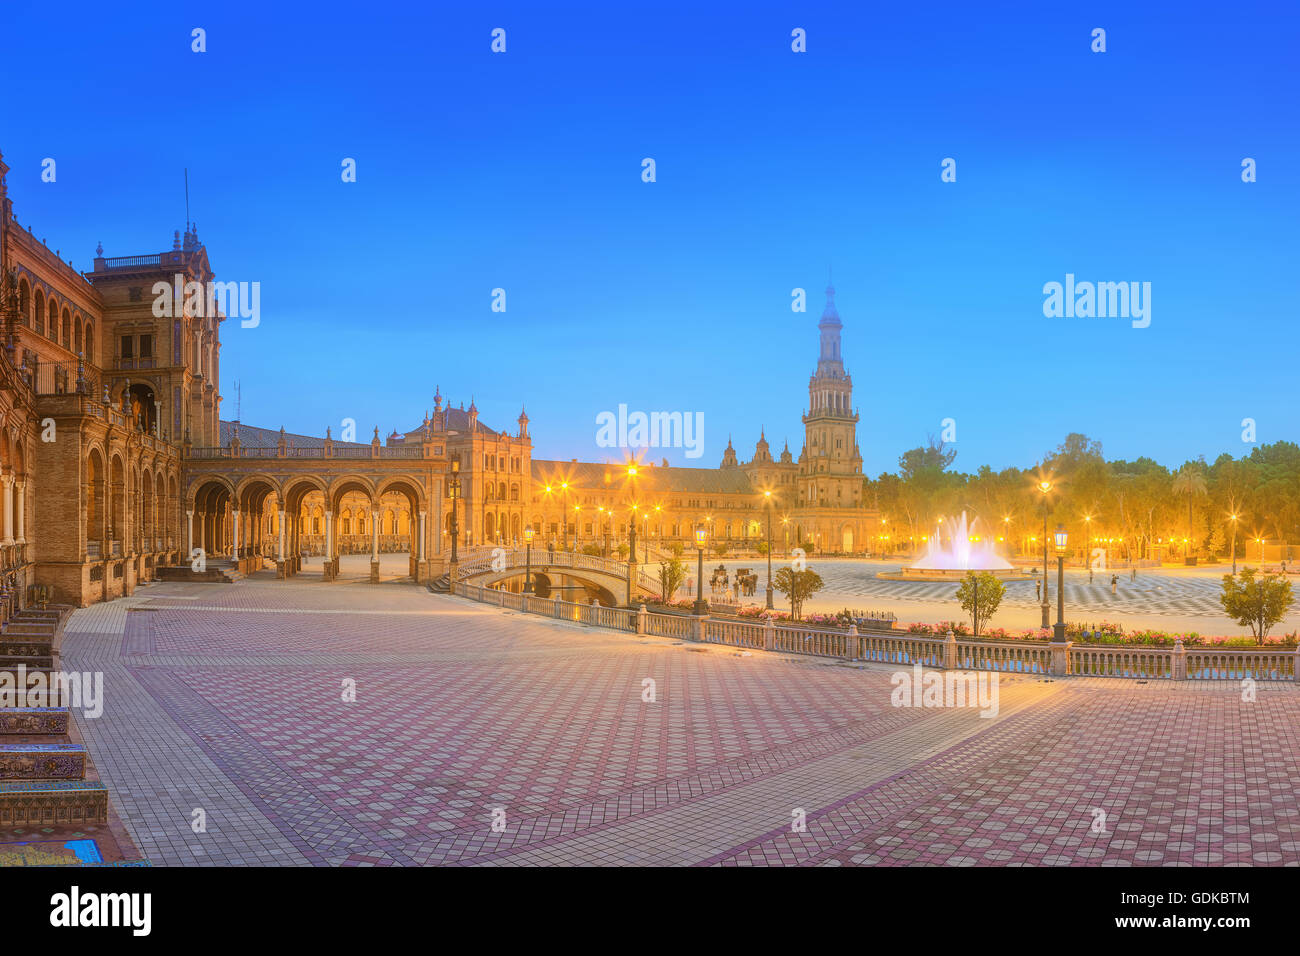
[58,572,1300,866]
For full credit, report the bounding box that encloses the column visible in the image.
[278,509,286,561]
[371,510,379,560]
[232,509,241,558]
[186,510,194,554]
[15,481,25,544]
[325,511,333,560]
[1,476,12,545]
[418,511,427,561]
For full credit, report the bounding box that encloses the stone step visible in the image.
[2,623,57,637]
[0,743,87,780]
[0,779,108,827]
[0,708,70,735]
[0,654,54,669]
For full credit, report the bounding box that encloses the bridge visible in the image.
[454,548,661,607]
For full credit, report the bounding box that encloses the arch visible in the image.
[47,298,58,341]
[327,475,377,512]
[187,473,235,508]
[65,310,76,348]
[84,321,94,363]
[374,475,427,509]
[18,279,31,328]
[234,472,282,504]
[33,289,45,335]
[86,447,104,544]
[60,306,71,346]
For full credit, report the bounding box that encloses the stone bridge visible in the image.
[456,548,660,607]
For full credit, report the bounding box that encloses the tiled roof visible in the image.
[394,407,499,441]
[218,420,368,450]
[531,459,758,496]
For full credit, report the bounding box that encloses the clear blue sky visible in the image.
[5,1,1296,474]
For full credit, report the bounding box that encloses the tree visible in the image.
[658,556,686,602]
[713,542,729,557]
[1171,464,1208,558]
[955,571,1005,636]
[617,543,630,559]
[668,541,684,557]
[1220,567,1294,643]
[773,566,824,620]
[756,540,769,555]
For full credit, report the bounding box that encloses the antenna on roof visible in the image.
[184,168,191,232]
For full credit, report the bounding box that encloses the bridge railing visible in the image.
[447,580,1300,681]
[455,546,657,592]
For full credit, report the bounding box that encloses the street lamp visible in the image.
[573,503,581,549]
[1038,479,1053,627]
[693,524,709,615]
[523,526,534,593]
[1083,515,1092,575]
[1229,514,1238,574]
[1052,523,1068,642]
[763,490,774,610]
[448,459,461,568]
[560,481,569,549]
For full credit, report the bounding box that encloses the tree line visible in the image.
[867,433,1300,563]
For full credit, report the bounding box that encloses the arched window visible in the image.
[85,323,94,363]
[34,291,45,335]
[47,300,58,341]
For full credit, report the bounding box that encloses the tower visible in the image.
[799,282,862,510]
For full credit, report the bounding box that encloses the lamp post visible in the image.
[1038,480,1053,627]
[523,526,534,593]
[448,459,461,577]
[1229,514,1238,575]
[560,481,569,549]
[764,490,774,609]
[693,525,708,615]
[1053,523,1068,642]
[573,504,581,550]
[1083,515,1091,573]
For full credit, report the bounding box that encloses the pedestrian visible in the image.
[1088,567,1094,584]
[1035,579,1041,602]
[1130,566,1136,583]
[1111,574,1118,596]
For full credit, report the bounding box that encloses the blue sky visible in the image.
[5,1,1297,474]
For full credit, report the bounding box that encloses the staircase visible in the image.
[428,573,451,594]
[0,606,110,836]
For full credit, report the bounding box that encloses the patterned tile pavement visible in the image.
[59,565,1300,866]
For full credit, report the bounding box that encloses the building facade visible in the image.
[1,149,877,609]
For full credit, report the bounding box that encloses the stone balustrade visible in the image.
[451,580,1300,682]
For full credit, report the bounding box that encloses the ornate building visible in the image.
[0,150,878,609]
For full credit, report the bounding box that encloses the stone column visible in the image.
[15,480,25,544]
[232,509,241,559]
[1,475,12,545]
[324,510,334,580]
[418,511,427,561]
[277,509,286,561]
[186,510,194,555]
[370,508,380,583]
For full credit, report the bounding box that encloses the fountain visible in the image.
[877,512,1033,582]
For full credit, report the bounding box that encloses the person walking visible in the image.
[1035,579,1041,602]
[1110,574,1118,596]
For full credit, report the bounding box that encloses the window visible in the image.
[140,334,153,359]
[121,335,134,359]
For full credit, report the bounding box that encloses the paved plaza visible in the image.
[661,556,1300,636]
[58,556,1300,866]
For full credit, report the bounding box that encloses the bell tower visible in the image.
[799,282,863,508]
